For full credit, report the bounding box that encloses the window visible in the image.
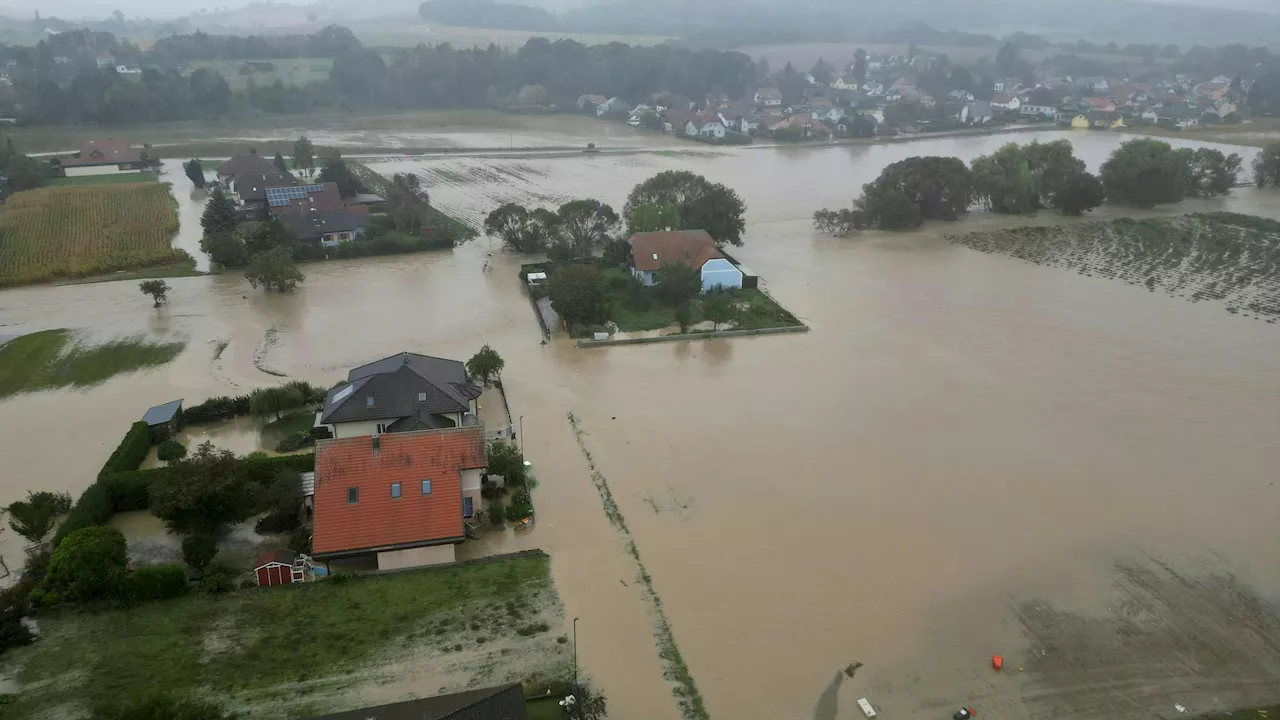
[418,392,427,402]
[376,423,388,434]
[421,479,432,495]
[463,496,474,518]
[366,396,375,407]
[346,487,359,504]
[390,482,402,499]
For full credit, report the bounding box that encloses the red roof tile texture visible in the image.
[628,229,722,272]
[312,427,486,557]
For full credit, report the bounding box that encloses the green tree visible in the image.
[852,48,867,84]
[701,291,735,330]
[557,199,620,257]
[7,490,71,544]
[564,685,608,720]
[809,57,834,86]
[255,469,303,533]
[626,200,681,235]
[868,191,923,230]
[292,136,315,175]
[6,153,47,191]
[182,158,205,189]
[674,299,694,333]
[1254,142,1280,187]
[139,279,170,307]
[44,526,127,602]
[317,151,364,196]
[200,231,249,268]
[838,156,973,229]
[181,532,216,573]
[485,439,526,487]
[1179,147,1242,197]
[624,171,747,247]
[245,247,305,292]
[248,385,306,422]
[272,150,288,173]
[1050,170,1106,216]
[150,442,254,535]
[654,262,701,306]
[466,344,505,385]
[238,220,298,258]
[200,186,240,236]
[387,173,430,231]
[484,203,558,253]
[547,264,608,329]
[1100,138,1189,207]
[971,144,1041,214]
[638,110,664,131]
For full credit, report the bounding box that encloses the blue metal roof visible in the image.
[142,399,183,426]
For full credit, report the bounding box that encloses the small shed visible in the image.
[142,399,183,440]
[255,549,297,587]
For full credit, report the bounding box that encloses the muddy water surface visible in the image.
[3,131,1280,719]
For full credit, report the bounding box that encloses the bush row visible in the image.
[181,395,250,424]
[98,421,151,478]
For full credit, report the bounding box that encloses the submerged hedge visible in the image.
[98,421,151,479]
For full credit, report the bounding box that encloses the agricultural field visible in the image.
[186,58,333,91]
[47,173,160,187]
[0,182,189,287]
[344,18,672,49]
[949,212,1280,321]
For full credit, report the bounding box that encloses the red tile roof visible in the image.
[628,229,722,272]
[61,138,142,167]
[312,427,486,558]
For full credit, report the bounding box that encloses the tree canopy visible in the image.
[182,158,205,189]
[1100,138,1191,207]
[200,186,239,237]
[387,173,430,231]
[150,442,254,535]
[245,247,305,292]
[970,140,1090,215]
[316,152,364,197]
[1255,142,1280,187]
[623,171,747,247]
[484,203,560,254]
[546,263,607,328]
[466,344,506,385]
[556,199,620,256]
[45,526,127,602]
[139,279,170,307]
[855,156,975,229]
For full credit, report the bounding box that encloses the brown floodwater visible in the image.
[3,130,1280,719]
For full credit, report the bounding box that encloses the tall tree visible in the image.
[484,203,558,253]
[809,58,834,86]
[244,248,305,292]
[200,186,239,236]
[1100,138,1189,207]
[546,264,607,328]
[182,158,205,189]
[1051,170,1106,216]
[1254,141,1280,187]
[150,442,254,535]
[317,151,363,197]
[1178,147,1242,197]
[852,48,867,85]
[386,173,429,231]
[654,262,701,306]
[139,279,170,307]
[466,344,505,385]
[624,171,747,247]
[626,201,682,235]
[556,199,619,257]
[292,136,315,175]
[272,150,288,173]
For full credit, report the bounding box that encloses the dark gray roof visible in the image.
[303,683,527,720]
[142,399,183,426]
[217,153,278,177]
[320,352,482,425]
[233,172,296,201]
[386,409,456,433]
[348,193,385,204]
[278,209,369,242]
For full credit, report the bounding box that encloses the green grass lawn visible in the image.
[263,410,318,436]
[526,696,566,720]
[2,554,563,719]
[597,267,801,334]
[0,329,185,400]
[47,173,160,187]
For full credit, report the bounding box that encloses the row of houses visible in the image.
[216,152,382,249]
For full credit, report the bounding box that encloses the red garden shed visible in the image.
[254,549,298,587]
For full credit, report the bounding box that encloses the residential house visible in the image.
[1070,114,1092,129]
[684,113,727,138]
[114,64,141,75]
[95,53,114,68]
[947,89,975,103]
[595,97,626,117]
[303,684,528,720]
[754,88,782,107]
[991,93,1022,112]
[277,208,370,249]
[1176,116,1200,129]
[318,351,483,439]
[231,171,296,219]
[1020,104,1058,118]
[784,103,812,117]
[217,153,279,187]
[1140,108,1161,123]
[1083,97,1117,113]
[663,108,694,134]
[311,426,487,570]
[628,229,743,292]
[59,138,146,177]
[862,81,885,96]
[1091,111,1126,129]
[817,107,844,123]
[993,79,1024,94]
[576,94,606,111]
[830,75,860,91]
[268,182,346,216]
[1214,98,1238,118]
[958,102,993,124]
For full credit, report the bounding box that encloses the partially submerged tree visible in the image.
[245,247,305,292]
[817,156,973,233]
[182,158,205,189]
[1100,138,1189,207]
[484,203,559,254]
[7,491,72,545]
[139,279,170,307]
[1178,147,1242,197]
[150,442,254,535]
[200,186,240,236]
[466,344,505,385]
[200,231,249,268]
[292,135,315,176]
[546,263,608,328]
[557,199,619,257]
[1253,142,1280,187]
[248,385,306,422]
[1050,170,1106,216]
[624,171,747,247]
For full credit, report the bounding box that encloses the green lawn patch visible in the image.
[1,553,562,719]
[47,173,160,187]
[263,411,317,436]
[526,696,565,720]
[0,329,185,400]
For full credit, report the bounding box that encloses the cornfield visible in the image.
[0,182,187,287]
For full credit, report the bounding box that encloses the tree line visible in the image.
[814,138,1244,234]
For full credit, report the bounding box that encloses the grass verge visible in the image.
[46,173,160,187]
[263,411,317,436]
[0,329,185,400]
[566,412,708,720]
[1,553,562,719]
[526,696,565,720]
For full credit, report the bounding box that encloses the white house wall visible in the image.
[331,418,399,439]
[701,259,744,292]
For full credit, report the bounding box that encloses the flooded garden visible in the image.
[2,126,1280,719]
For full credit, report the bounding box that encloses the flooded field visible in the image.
[3,129,1280,719]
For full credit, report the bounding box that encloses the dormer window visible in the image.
[366,396,374,407]
[418,392,427,402]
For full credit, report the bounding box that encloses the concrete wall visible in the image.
[332,418,398,439]
[376,543,456,571]
[63,165,140,177]
[461,467,483,519]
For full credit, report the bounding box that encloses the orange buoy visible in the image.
[992,655,1004,671]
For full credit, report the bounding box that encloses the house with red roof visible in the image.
[628,229,743,292]
[312,426,487,571]
[59,138,146,177]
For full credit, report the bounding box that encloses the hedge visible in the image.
[122,565,189,602]
[98,421,152,479]
[181,395,250,425]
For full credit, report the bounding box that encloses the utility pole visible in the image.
[573,616,579,695]
[519,415,525,461]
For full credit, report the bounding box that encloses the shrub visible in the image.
[6,490,73,544]
[488,499,506,528]
[505,489,533,523]
[182,533,217,572]
[197,561,238,595]
[274,431,314,453]
[45,526,128,602]
[123,565,188,602]
[100,470,155,511]
[286,525,312,555]
[99,421,152,478]
[182,395,250,424]
[485,440,525,487]
[157,440,187,462]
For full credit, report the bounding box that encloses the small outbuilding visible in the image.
[254,549,298,587]
[142,399,183,439]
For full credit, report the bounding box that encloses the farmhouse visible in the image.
[311,426,487,570]
[319,351,483,439]
[628,229,743,292]
[230,171,296,219]
[217,152,279,187]
[59,138,146,177]
[277,207,370,248]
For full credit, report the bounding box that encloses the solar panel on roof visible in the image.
[265,184,325,207]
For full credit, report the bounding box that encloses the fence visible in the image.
[577,324,809,348]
